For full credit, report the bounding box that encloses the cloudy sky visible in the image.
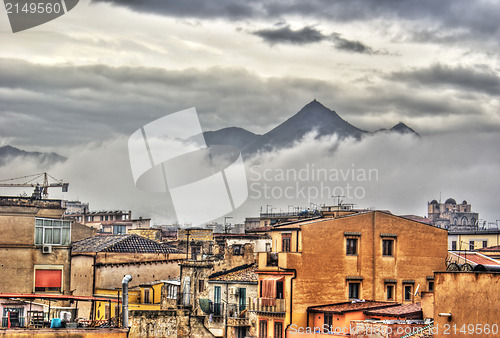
[1,0,499,225]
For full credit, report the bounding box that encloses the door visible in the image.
[237,327,247,338]
[214,286,221,316]
[238,287,246,312]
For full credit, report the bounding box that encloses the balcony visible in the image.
[248,298,286,314]
[227,317,250,327]
[258,252,278,269]
[258,251,301,270]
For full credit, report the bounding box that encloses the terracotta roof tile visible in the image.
[72,234,181,254]
[309,301,398,314]
[364,302,422,317]
[209,264,258,283]
[477,245,500,252]
[456,253,500,266]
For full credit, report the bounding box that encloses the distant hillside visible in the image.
[203,127,260,149]
[203,100,419,155]
[0,145,66,166]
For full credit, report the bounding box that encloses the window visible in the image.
[386,284,394,300]
[348,282,360,299]
[346,238,358,255]
[428,281,434,292]
[274,322,283,338]
[259,320,268,338]
[451,241,457,250]
[34,269,62,292]
[404,285,413,301]
[282,233,291,252]
[276,281,284,299]
[483,241,488,248]
[35,218,71,246]
[166,284,178,299]
[233,244,243,255]
[469,240,474,250]
[198,280,205,293]
[113,225,126,234]
[143,289,150,303]
[324,313,333,333]
[382,239,394,256]
[191,246,201,260]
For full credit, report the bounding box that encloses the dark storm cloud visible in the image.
[330,33,377,54]
[252,25,379,54]
[92,0,500,40]
[253,25,326,45]
[0,58,341,148]
[391,64,500,96]
[1,59,498,151]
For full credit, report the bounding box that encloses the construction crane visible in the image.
[0,172,69,199]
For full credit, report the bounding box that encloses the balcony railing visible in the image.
[2,316,25,327]
[227,317,250,327]
[248,298,286,314]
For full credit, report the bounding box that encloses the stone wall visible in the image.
[129,309,215,338]
[96,260,181,289]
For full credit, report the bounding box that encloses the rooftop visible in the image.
[452,252,500,266]
[0,196,62,209]
[364,302,422,318]
[476,245,500,252]
[209,264,258,283]
[309,301,398,314]
[72,234,181,254]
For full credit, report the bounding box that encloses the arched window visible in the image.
[461,217,468,225]
[471,218,476,225]
[453,218,458,225]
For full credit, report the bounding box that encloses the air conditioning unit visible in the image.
[229,287,237,296]
[42,245,52,254]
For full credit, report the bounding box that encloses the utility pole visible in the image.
[186,229,190,260]
[224,216,233,236]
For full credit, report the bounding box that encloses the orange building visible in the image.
[251,211,447,337]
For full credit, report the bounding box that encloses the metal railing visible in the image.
[227,317,250,327]
[248,298,286,313]
[2,316,25,327]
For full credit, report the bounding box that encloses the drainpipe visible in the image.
[122,275,133,328]
[279,267,296,338]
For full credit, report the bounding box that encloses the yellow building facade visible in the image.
[94,282,165,321]
[253,211,448,337]
[448,230,500,251]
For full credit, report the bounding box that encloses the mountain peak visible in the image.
[296,99,343,120]
[390,122,420,136]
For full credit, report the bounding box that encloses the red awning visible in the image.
[35,269,62,288]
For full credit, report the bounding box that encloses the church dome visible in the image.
[445,198,457,205]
